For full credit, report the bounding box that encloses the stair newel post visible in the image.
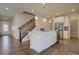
[19,28,22,42]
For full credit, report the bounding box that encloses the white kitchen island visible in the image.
[30,31,57,53]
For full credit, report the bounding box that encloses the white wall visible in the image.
[64,16,70,39]
[34,16,49,31]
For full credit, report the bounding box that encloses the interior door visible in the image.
[70,19,78,38]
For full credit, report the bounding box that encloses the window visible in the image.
[3,24,8,31]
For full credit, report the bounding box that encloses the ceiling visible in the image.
[0,3,79,20]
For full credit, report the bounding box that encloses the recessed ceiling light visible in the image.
[72,9,75,11]
[35,16,38,20]
[32,9,34,12]
[49,20,52,23]
[43,18,46,22]
[5,8,8,10]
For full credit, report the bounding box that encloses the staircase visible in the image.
[18,17,36,42]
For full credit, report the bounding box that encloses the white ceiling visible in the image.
[0,3,79,19]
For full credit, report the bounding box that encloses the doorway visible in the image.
[54,22,64,40]
[0,20,11,35]
[70,19,78,39]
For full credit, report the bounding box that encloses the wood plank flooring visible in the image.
[0,35,30,55]
[0,35,79,55]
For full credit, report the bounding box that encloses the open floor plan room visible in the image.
[0,3,79,55]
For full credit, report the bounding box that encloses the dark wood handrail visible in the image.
[18,18,35,29]
[23,11,35,16]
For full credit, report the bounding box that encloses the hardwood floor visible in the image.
[30,38,79,55]
[0,35,30,55]
[1,35,79,55]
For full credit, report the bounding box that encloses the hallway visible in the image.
[31,38,79,55]
[0,36,30,55]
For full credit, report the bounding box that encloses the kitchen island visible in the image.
[30,31,57,53]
